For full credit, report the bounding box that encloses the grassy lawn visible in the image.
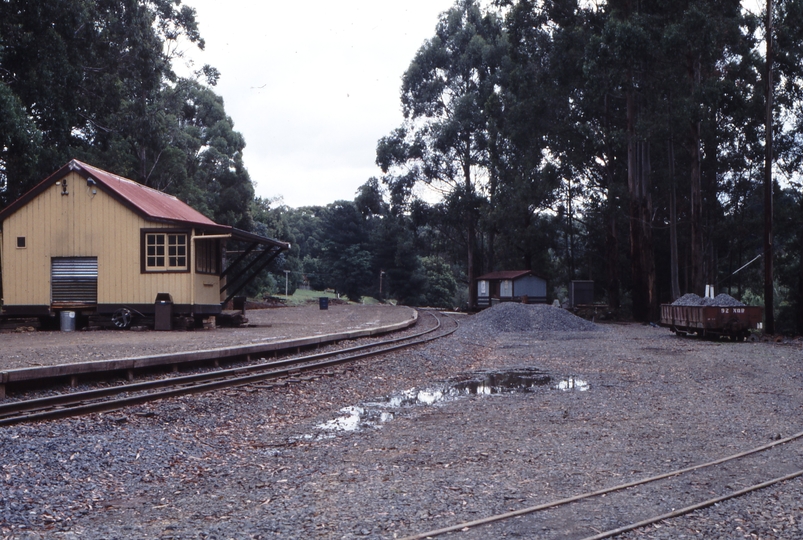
[275,289,381,306]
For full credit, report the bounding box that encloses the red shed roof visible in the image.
[477,270,543,281]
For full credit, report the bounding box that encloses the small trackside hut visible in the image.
[475,270,547,308]
[0,160,289,328]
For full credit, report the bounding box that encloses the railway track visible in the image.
[0,310,457,427]
[402,428,803,539]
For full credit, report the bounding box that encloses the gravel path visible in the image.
[0,304,415,370]
[2,306,802,539]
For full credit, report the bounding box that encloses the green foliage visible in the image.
[249,180,464,309]
[0,0,254,230]
[377,0,509,307]
[318,201,374,301]
[419,256,459,308]
[0,81,41,201]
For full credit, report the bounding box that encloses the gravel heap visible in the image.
[464,302,599,334]
[672,293,746,307]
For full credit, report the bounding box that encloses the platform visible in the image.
[0,304,417,398]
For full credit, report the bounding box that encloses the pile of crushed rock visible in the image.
[671,293,746,307]
[466,302,599,333]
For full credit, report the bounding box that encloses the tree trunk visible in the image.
[764,0,775,334]
[798,197,803,334]
[627,90,642,319]
[639,140,656,319]
[467,222,476,309]
[567,179,576,280]
[606,185,620,309]
[463,145,477,310]
[627,89,655,321]
[689,56,704,296]
[668,137,681,300]
[604,94,620,309]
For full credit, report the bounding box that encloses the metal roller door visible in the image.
[51,257,98,307]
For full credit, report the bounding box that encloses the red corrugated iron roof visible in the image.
[1,159,215,228]
[76,160,219,227]
[476,270,538,280]
[0,160,291,250]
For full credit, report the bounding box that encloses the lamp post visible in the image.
[379,270,385,299]
[284,270,290,298]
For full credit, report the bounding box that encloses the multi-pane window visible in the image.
[168,234,187,268]
[145,233,187,271]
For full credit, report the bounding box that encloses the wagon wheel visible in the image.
[112,308,132,329]
[670,326,686,337]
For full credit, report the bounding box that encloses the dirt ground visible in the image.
[0,304,416,370]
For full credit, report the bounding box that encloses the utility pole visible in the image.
[284,270,290,299]
[764,0,775,334]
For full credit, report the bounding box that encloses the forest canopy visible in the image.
[375,0,803,332]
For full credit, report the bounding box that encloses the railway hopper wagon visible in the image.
[660,304,763,340]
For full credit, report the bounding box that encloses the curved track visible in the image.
[0,310,457,426]
[401,428,803,539]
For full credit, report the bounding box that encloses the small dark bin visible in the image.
[319,297,329,310]
[154,293,173,331]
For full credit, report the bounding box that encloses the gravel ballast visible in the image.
[671,293,747,307]
[1,305,802,539]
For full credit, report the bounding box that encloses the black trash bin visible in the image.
[154,293,173,331]
[319,297,329,310]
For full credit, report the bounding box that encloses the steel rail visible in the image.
[400,427,803,540]
[0,311,457,426]
[578,468,803,540]
[0,312,441,418]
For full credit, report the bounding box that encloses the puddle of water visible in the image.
[309,368,590,438]
[317,406,364,431]
[453,369,552,395]
[315,368,553,435]
[556,377,590,391]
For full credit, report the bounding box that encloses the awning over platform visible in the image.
[218,228,290,305]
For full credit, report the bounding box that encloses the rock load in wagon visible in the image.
[671,293,746,307]
[466,302,600,334]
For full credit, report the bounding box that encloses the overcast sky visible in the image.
[179,0,456,208]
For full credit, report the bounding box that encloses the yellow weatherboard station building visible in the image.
[0,160,288,327]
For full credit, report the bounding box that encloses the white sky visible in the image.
[179,0,456,208]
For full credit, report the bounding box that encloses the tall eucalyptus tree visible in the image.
[376,0,507,308]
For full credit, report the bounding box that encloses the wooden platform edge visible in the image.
[0,308,418,385]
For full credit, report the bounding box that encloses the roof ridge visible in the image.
[74,160,179,198]
[64,159,217,227]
